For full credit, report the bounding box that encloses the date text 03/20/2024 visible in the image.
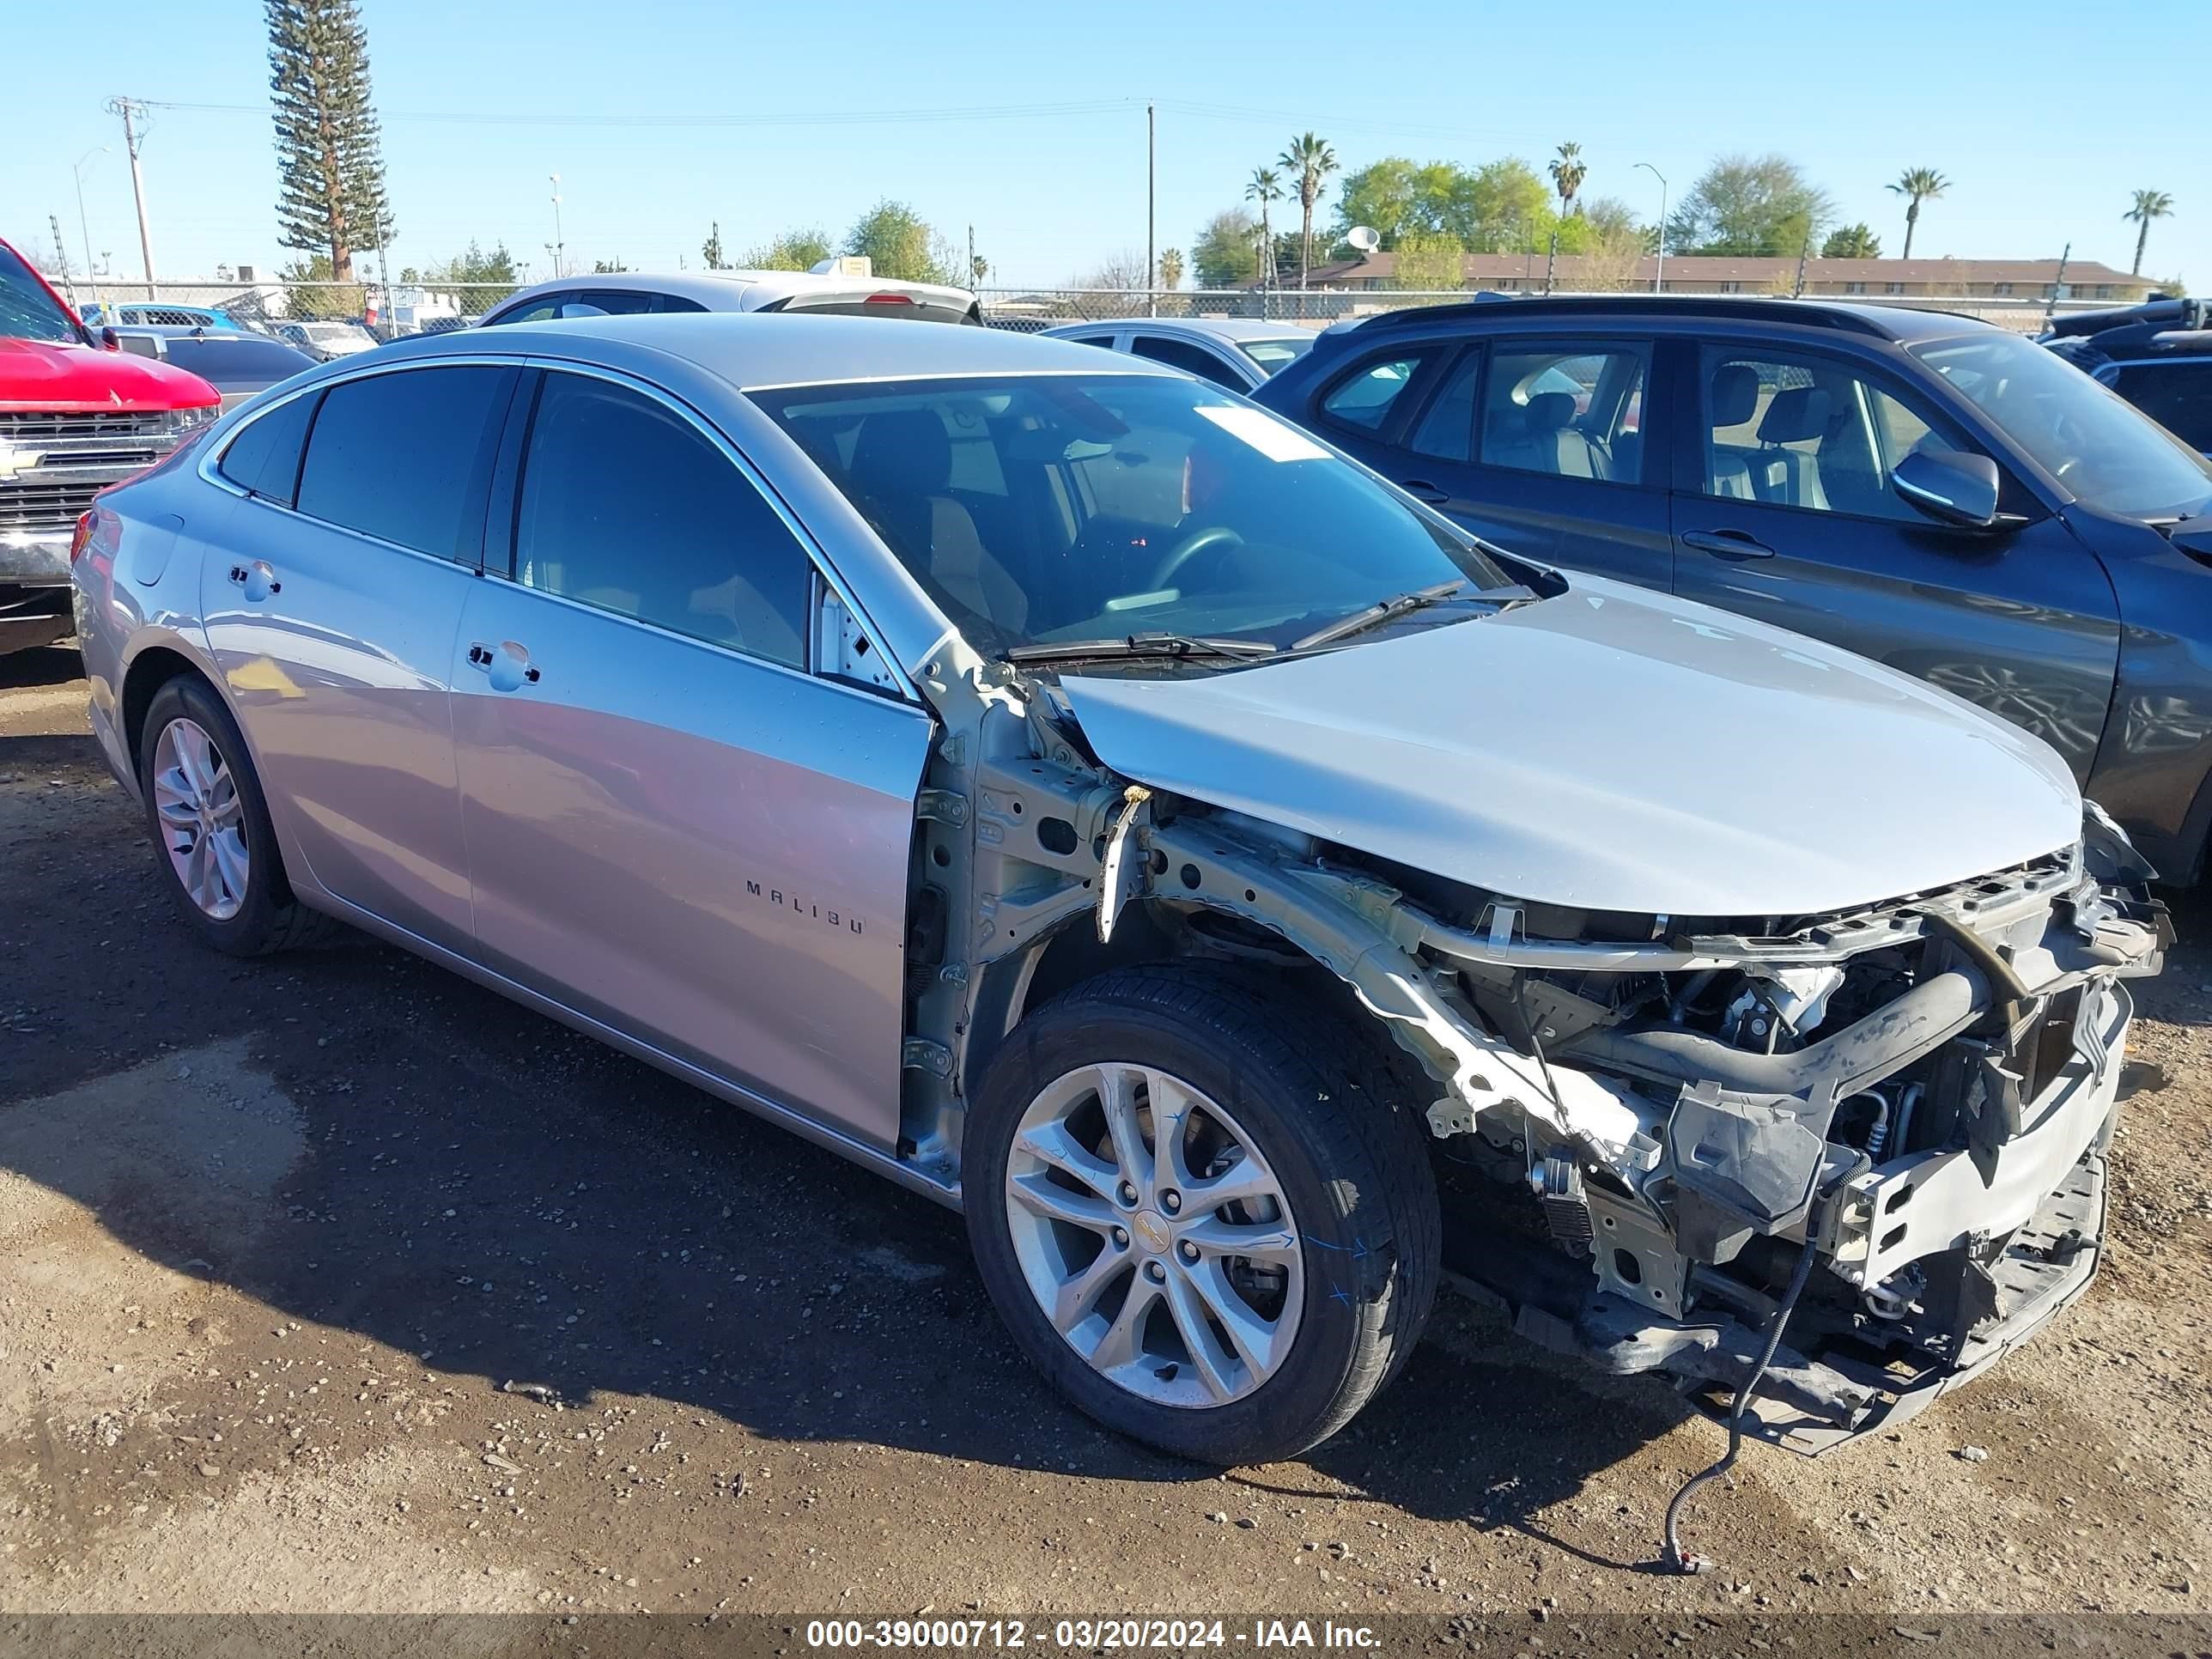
[802,1619,1381,1650]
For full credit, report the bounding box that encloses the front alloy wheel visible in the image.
[966,963,1439,1465]
[1005,1062,1304,1408]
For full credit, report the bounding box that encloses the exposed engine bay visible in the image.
[898,675,2170,1454]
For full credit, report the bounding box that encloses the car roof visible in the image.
[1042,316,1314,345]
[1328,292,1995,345]
[492,268,977,313]
[373,310,1182,389]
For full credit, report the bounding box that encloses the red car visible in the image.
[1,234,219,653]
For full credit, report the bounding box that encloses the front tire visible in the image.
[964,963,1440,1465]
[137,675,327,956]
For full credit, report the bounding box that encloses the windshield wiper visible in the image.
[1290,580,1536,653]
[1001,632,1279,666]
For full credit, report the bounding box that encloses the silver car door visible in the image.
[449,366,932,1151]
[199,362,518,950]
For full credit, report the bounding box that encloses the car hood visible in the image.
[0,335,220,411]
[1058,576,2083,917]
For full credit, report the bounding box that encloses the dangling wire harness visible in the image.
[1659,1198,1826,1575]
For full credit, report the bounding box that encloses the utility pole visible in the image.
[106,96,156,297]
[967,222,975,289]
[1793,227,1811,299]
[1146,101,1156,318]
[549,173,565,279]
[2044,242,2071,331]
[1633,162,1667,293]
[47,214,76,306]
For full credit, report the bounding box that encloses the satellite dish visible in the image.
[1346,226,1381,253]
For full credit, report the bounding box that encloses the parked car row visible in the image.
[71,311,2168,1490]
[2043,295,2212,459]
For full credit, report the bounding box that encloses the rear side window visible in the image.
[1321,355,1425,434]
[217,392,319,506]
[295,367,514,559]
[2113,362,2212,452]
[1130,333,1242,388]
[510,373,810,666]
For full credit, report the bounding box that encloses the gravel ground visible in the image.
[3,643,2209,1641]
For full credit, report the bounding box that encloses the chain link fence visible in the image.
[53,274,2112,340]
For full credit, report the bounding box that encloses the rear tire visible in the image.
[137,676,330,956]
[964,963,1439,1465]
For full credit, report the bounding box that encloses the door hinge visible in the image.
[901,1038,954,1076]
[916,790,969,828]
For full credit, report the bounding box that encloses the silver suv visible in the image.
[71,315,2165,1468]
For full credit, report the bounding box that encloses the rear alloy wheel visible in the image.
[137,675,330,956]
[966,964,1439,1465]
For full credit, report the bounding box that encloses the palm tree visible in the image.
[1887,167,1948,260]
[1276,132,1339,289]
[1548,142,1587,216]
[1245,167,1282,290]
[2124,188,2175,276]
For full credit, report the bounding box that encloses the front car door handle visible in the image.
[1681,530,1776,561]
[469,640,540,691]
[1399,478,1452,505]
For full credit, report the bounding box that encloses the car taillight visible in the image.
[69,513,95,565]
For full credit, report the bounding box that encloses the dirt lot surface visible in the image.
[4,643,2211,1645]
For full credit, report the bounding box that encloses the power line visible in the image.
[133,95,1140,130]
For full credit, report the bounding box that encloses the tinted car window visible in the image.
[162,337,318,383]
[559,289,658,318]
[295,367,513,558]
[1321,355,1425,433]
[512,373,809,665]
[1131,334,1241,387]
[490,295,567,325]
[2112,362,2212,452]
[1406,349,1481,462]
[1479,344,1647,483]
[217,391,320,506]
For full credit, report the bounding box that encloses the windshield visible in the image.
[0,244,84,344]
[1912,331,2212,521]
[752,373,1511,658]
[1238,336,1314,376]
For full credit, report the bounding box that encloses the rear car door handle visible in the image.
[1681,530,1776,561]
[468,641,541,692]
[1399,478,1452,505]
[227,561,282,599]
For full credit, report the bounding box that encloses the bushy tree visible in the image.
[702,222,727,270]
[266,0,393,283]
[1821,222,1882,259]
[277,252,362,318]
[1192,208,1261,289]
[744,228,834,271]
[1391,233,1465,295]
[1668,155,1834,257]
[843,200,958,284]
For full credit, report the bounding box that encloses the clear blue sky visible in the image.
[7,0,2206,290]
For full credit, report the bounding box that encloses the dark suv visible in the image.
[2044,297,2212,459]
[1253,295,2212,880]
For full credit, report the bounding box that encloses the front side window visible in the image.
[1319,354,1425,434]
[1478,343,1647,484]
[750,373,1511,659]
[1699,349,1962,521]
[2112,362,2212,453]
[511,373,809,665]
[295,366,513,557]
[1130,333,1243,388]
[1238,336,1313,377]
[1912,331,2212,520]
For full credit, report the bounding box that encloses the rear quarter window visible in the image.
[217,392,320,507]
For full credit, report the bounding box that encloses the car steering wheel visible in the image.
[1148,525,1245,591]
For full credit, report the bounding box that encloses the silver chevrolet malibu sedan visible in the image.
[72,315,2167,1471]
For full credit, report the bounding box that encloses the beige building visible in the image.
[1279,252,2154,301]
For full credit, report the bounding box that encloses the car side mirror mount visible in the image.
[100,325,121,351]
[2169,519,2212,566]
[1893,447,2002,531]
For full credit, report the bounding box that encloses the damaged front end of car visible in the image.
[910,667,2169,1455]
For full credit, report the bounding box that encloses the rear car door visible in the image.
[449,365,932,1150]
[200,362,517,950]
[1370,336,1672,588]
[1669,339,2121,781]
